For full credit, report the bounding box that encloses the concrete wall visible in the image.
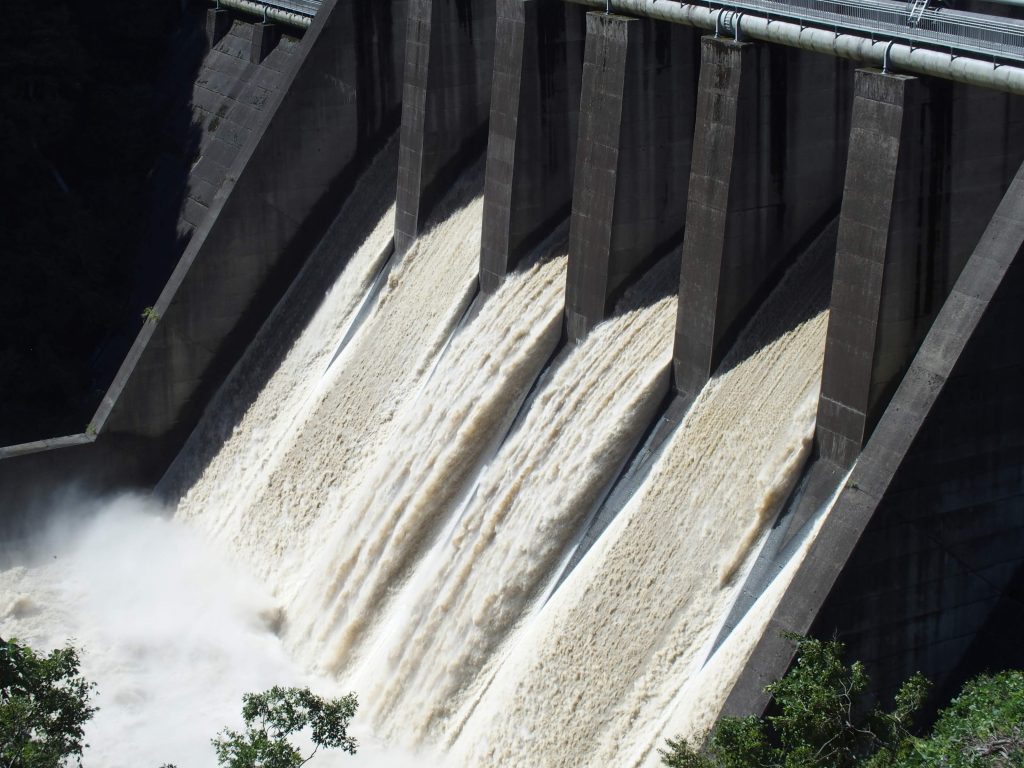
[395,0,496,252]
[565,12,699,342]
[724,158,1024,717]
[673,39,851,401]
[480,0,585,292]
[0,0,409,516]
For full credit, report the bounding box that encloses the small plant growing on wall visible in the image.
[141,306,160,323]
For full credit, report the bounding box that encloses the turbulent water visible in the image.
[450,244,831,767]
[1,150,840,766]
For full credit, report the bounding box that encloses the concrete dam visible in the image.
[2,0,1024,763]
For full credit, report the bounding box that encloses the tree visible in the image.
[660,636,930,768]
[0,637,97,768]
[212,686,359,768]
[896,670,1024,768]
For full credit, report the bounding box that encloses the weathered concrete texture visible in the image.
[14,0,410,491]
[182,20,301,238]
[480,0,585,293]
[673,38,851,401]
[565,12,698,342]
[395,0,496,253]
[818,71,1024,467]
[723,160,1024,719]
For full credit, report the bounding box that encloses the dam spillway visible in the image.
[2,0,1024,764]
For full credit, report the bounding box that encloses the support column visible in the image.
[673,38,852,403]
[480,0,585,294]
[206,8,231,47]
[817,70,944,467]
[565,13,697,342]
[250,22,280,64]
[395,0,496,254]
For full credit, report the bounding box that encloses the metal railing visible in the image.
[211,0,320,28]
[255,0,319,16]
[724,0,1024,62]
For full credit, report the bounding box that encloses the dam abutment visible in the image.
[480,0,585,293]
[1,0,410,510]
[395,0,496,253]
[673,38,851,401]
[565,12,697,342]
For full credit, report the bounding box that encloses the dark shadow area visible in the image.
[0,1,186,445]
[89,6,209,416]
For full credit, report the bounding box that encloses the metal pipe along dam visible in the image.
[2,0,1023,764]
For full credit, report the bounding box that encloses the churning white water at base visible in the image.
[0,496,437,768]
[448,248,830,767]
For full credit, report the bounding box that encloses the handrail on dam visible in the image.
[567,0,1024,93]
[209,0,319,29]
[718,0,1024,63]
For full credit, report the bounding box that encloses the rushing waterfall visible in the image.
[3,149,840,767]
[448,243,831,767]
[173,161,484,599]
[352,294,677,746]
[288,254,569,674]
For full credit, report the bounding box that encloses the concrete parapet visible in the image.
[480,0,585,293]
[673,38,851,401]
[394,0,496,253]
[724,158,1024,718]
[565,12,698,342]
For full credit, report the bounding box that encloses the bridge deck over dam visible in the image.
[2,0,1023,747]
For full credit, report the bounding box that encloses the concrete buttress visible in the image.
[565,12,698,342]
[395,0,496,253]
[480,0,586,293]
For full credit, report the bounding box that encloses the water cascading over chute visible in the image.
[3,144,840,766]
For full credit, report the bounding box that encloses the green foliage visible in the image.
[212,686,359,768]
[896,670,1024,768]
[660,637,930,768]
[140,307,160,323]
[0,637,97,768]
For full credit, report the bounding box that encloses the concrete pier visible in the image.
[480,0,585,293]
[394,0,496,253]
[817,71,939,468]
[250,22,281,64]
[207,8,232,46]
[565,12,698,342]
[673,39,851,401]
